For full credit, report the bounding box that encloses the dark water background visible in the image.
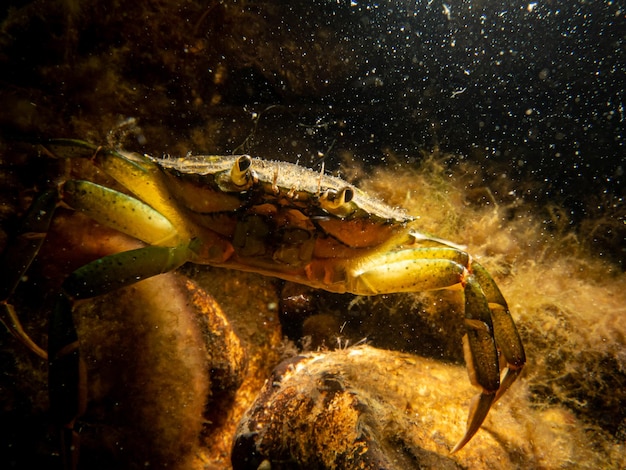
[0,0,624,260]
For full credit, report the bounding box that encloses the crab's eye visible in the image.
[231,155,254,188]
[319,186,356,217]
[343,188,354,203]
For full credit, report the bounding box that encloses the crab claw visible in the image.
[451,390,495,453]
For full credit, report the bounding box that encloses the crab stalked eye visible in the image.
[231,155,255,188]
[341,187,354,204]
[319,186,356,217]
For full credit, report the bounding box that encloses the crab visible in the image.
[0,139,525,461]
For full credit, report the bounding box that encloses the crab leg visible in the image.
[48,292,84,470]
[337,245,524,451]
[452,273,499,453]
[470,262,526,401]
[0,189,59,359]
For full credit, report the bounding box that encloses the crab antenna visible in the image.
[317,161,325,197]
